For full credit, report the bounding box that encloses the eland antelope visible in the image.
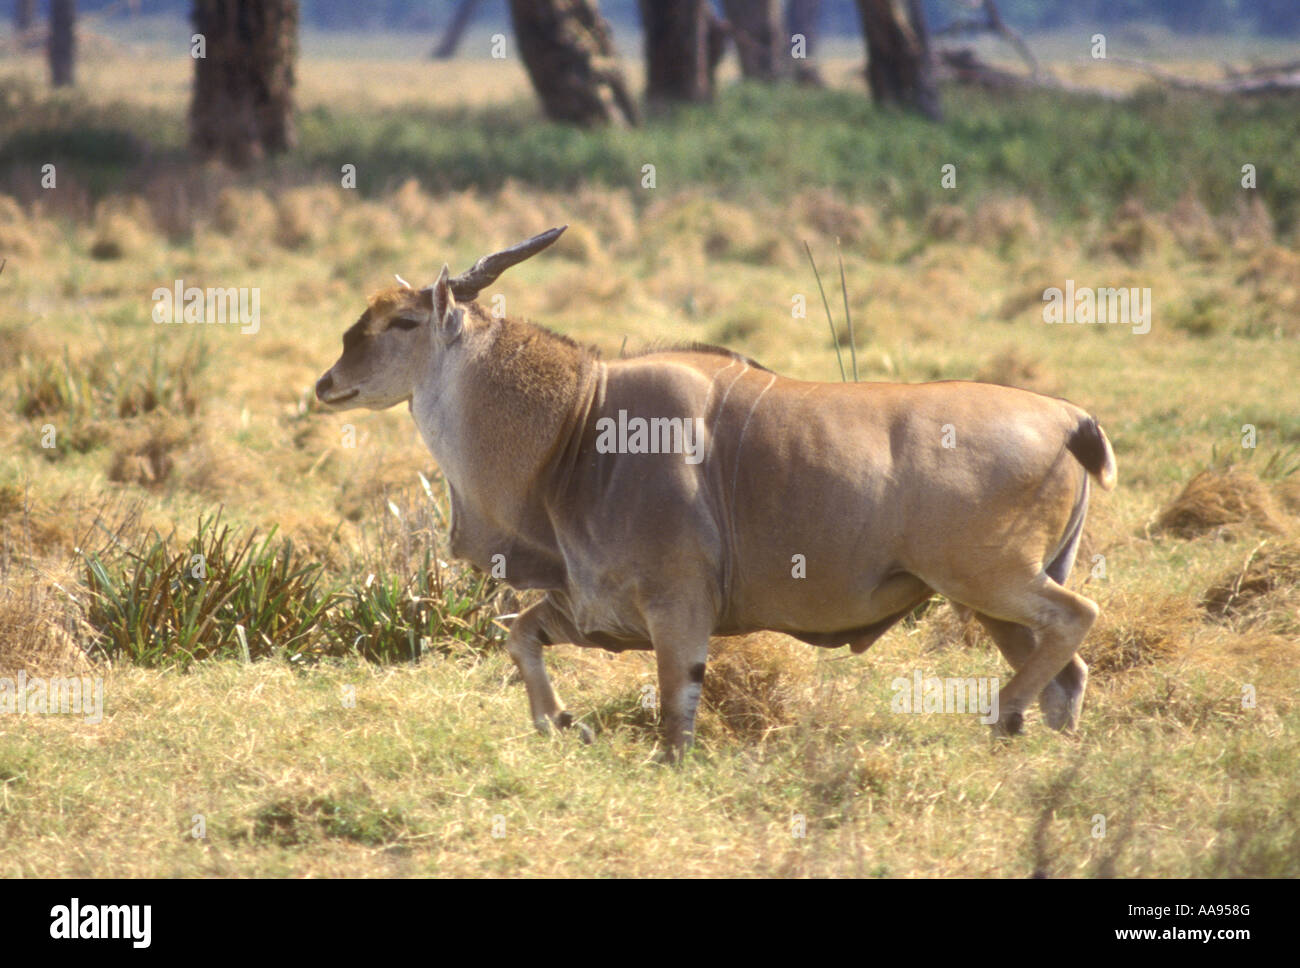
[316,227,1117,760]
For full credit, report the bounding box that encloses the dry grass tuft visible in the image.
[916,600,984,651]
[89,211,149,260]
[1103,197,1169,263]
[388,177,439,232]
[1275,479,1300,515]
[436,189,490,244]
[1236,244,1300,337]
[275,186,343,249]
[340,203,406,261]
[1238,244,1300,291]
[923,203,966,242]
[176,432,259,499]
[644,193,792,267]
[1154,468,1286,539]
[213,186,278,238]
[1166,191,1221,260]
[1085,592,1195,676]
[967,197,1040,251]
[0,570,90,677]
[0,193,39,256]
[1201,539,1300,635]
[1228,195,1274,248]
[0,498,81,559]
[87,196,155,261]
[552,221,603,265]
[701,632,813,740]
[791,188,880,249]
[567,186,638,253]
[974,346,1055,394]
[106,415,192,488]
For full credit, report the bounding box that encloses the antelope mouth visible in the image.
[322,388,359,405]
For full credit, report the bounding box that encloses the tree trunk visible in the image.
[14,0,34,33]
[639,0,713,105]
[854,0,940,119]
[721,0,784,81]
[786,0,823,85]
[49,0,75,87]
[508,0,637,126]
[190,0,299,168]
[432,0,480,59]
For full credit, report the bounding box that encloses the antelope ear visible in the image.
[430,264,463,341]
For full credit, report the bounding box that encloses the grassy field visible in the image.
[1,36,1298,877]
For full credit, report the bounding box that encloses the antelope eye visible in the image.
[388,317,421,331]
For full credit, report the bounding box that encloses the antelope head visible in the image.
[314,226,566,410]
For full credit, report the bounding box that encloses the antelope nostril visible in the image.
[315,374,333,399]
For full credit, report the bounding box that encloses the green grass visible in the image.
[328,548,503,663]
[5,75,1300,229]
[81,513,337,668]
[79,513,502,669]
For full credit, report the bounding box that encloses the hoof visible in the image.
[1039,682,1084,733]
[554,711,594,745]
[992,710,1024,737]
[1039,681,1071,731]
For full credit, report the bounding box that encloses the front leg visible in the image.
[504,600,587,740]
[647,604,713,763]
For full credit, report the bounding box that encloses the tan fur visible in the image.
[317,239,1117,761]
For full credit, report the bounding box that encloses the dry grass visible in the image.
[0,575,87,677]
[0,49,1298,875]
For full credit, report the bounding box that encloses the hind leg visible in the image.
[1045,652,1087,731]
[975,614,1085,732]
[936,560,1097,735]
[1039,505,1091,731]
[986,577,1097,735]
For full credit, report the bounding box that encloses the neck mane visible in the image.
[421,304,593,580]
[445,304,595,502]
[467,302,594,416]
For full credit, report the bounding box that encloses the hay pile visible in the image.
[106,414,192,488]
[701,632,813,740]
[274,186,342,250]
[1201,540,1300,635]
[213,186,278,239]
[1103,198,1171,263]
[1083,592,1194,676]
[89,198,154,260]
[1154,468,1285,539]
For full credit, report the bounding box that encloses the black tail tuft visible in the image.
[1066,416,1117,490]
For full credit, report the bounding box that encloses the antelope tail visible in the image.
[1066,415,1117,491]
